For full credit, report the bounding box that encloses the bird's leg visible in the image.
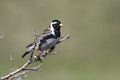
[34,50,43,63]
[29,51,34,61]
[30,51,34,59]
[38,47,55,58]
[37,50,42,56]
[39,50,48,58]
[40,46,58,57]
[48,46,55,55]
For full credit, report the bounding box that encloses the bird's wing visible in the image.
[22,28,52,58]
[23,29,50,53]
[21,42,36,58]
[41,28,52,37]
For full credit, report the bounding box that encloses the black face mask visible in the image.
[54,30,61,37]
[53,24,61,31]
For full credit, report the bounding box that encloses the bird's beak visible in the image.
[59,23,63,27]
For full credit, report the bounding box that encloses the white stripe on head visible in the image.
[52,21,57,24]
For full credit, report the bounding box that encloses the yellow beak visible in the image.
[59,23,63,27]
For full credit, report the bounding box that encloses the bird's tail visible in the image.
[22,42,36,58]
[21,51,30,58]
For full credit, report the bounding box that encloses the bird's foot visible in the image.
[33,55,43,63]
[29,57,33,62]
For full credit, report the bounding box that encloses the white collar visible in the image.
[50,23,55,35]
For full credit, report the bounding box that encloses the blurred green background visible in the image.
[0,0,120,80]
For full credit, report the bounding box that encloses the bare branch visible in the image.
[58,34,70,43]
[10,54,13,73]
[0,34,70,80]
[23,65,41,71]
[33,28,39,37]
[11,65,41,80]
[0,57,41,80]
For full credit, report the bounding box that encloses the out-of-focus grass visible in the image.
[0,0,120,80]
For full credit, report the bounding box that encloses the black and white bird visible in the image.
[21,19,63,58]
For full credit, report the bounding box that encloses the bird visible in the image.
[21,19,63,59]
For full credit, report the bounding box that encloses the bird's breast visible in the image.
[39,38,59,51]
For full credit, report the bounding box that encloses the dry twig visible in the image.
[0,34,70,80]
[0,35,4,39]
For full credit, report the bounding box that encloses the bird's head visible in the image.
[49,19,63,31]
